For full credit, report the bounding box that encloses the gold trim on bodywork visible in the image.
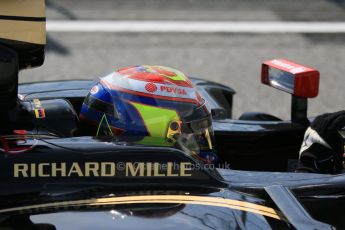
[0,0,45,18]
[0,20,46,45]
[0,0,46,44]
[0,195,286,221]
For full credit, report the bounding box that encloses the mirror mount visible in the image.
[262,59,319,125]
[291,96,309,125]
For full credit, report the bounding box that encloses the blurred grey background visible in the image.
[20,0,345,119]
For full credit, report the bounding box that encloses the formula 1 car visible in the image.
[16,62,316,173]
[0,0,345,229]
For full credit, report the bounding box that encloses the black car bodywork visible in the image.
[0,136,345,229]
[3,73,345,229]
[1,1,345,229]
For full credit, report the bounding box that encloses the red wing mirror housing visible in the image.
[261,59,320,98]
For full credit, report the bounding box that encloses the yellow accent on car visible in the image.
[0,195,286,221]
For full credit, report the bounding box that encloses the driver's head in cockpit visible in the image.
[79,65,218,164]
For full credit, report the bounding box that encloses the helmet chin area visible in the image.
[175,128,214,150]
[168,117,217,164]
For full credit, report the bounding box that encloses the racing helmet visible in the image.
[79,65,217,163]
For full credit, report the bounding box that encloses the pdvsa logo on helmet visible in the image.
[90,85,99,95]
[160,86,187,95]
[145,83,158,93]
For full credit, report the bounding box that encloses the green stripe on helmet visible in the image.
[129,101,179,145]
